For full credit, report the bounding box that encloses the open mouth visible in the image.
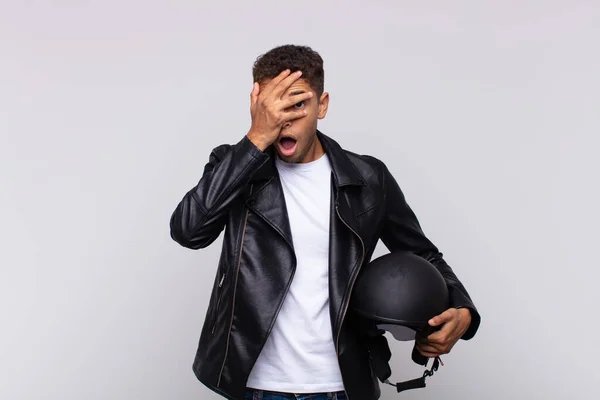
[278,136,297,156]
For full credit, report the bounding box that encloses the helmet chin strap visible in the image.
[367,327,444,394]
[384,345,443,393]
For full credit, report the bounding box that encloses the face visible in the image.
[263,78,329,163]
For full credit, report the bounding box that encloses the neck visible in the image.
[299,136,325,163]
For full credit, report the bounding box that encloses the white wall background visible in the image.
[2,1,599,399]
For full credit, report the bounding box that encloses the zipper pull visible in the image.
[219,273,225,287]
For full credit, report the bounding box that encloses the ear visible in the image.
[317,92,329,119]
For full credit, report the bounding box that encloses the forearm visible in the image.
[170,135,269,249]
[380,162,481,339]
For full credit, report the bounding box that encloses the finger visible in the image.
[423,334,449,351]
[262,69,291,94]
[416,344,441,358]
[270,70,303,100]
[425,327,458,354]
[417,343,438,353]
[426,320,456,342]
[415,333,429,345]
[426,330,448,344]
[419,350,440,358]
[429,308,455,326]
[277,91,314,110]
[280,108,308,123]
[419,335,447,350]
[418,341,449,355]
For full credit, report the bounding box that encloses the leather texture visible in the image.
[169,130,481,400]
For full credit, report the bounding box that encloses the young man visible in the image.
[170,45,480,400]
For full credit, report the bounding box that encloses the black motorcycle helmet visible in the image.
[350,251,450,393]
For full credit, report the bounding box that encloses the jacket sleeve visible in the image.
[169,135,270,250]
[378,163,481,340]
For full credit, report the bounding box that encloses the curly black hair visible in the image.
[252,44,324,97]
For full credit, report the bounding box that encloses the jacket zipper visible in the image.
[217,186,253,387]
[214,186,364,389]
[334,202,365,355]
[334,200,366,400]
[211,272,226,334]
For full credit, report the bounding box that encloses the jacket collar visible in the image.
[250,130,366,187]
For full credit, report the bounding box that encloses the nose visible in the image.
[282,121,292,129]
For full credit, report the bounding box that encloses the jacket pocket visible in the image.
[211,270,226,334]
[355,201,382,218]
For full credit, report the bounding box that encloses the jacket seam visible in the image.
[232,186,252,270]
[355,202,381,218]
[205,149,262,218]
[184,150,260,243]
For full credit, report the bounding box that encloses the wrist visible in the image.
[457,307,472,323]
[246,129,270,152]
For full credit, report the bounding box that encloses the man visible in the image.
[170,45,480,400]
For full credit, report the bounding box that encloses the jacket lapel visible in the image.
[318,131,368,239]
[247,155,295,250]
[244,131,368,252]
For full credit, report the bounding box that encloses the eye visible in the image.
[294,101,305,108]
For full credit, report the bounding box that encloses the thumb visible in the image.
[429,309,452,326]
[250,82,259,106]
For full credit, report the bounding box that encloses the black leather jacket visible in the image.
[169,131,480,400]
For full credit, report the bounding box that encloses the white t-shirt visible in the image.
[245,153,345,393]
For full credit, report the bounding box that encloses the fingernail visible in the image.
[297,70,302,76]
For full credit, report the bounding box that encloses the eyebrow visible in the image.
[289,90,306,96]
